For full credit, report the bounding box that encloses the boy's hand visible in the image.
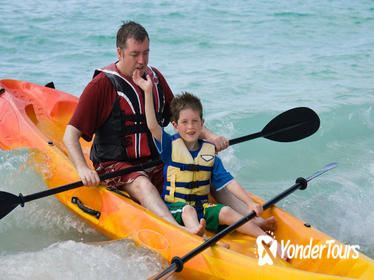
[249,203,263,216]
[132,69,153,93]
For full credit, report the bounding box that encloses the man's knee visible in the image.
[125,176,157,201]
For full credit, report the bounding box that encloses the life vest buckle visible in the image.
[181,164,199,171]
[189,181,198,188]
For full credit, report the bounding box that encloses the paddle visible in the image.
[229,107,319,145]
[151,162,338,280]
[0,159,162,220]
[0,106,319,220]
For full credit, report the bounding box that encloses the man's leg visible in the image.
[122,175,180,226]
[211,186,277,232]
[210,186,248,215]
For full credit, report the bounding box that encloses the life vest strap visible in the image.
[125,112,163,123]
[164,191,209,203]
[124,124,148,135]
[170,162,213,172]
[165,180,210,189]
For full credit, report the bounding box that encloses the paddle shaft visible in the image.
[22,159,162,203]
[152,162,337,280]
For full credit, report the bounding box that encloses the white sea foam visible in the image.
[0,240,170,280]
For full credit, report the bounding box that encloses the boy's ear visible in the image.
[172,121,178,131]
[201,118,205,126]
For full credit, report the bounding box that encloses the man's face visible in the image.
[117,37,149,78]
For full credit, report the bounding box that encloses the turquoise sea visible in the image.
[1,0,374,279]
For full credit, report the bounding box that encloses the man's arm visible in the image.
[200,126,229,152]
[226,180,263,216]
[63,125,100,186]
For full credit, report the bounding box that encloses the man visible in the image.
[63,21,248,229]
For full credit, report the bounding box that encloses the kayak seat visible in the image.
[48,100,77,125]
[25,103,38,126]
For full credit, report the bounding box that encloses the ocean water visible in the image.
[1,0,374,279]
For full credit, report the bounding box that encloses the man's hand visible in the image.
[248,202,263,217]
[207,134,229,152]
[200,126,229,152]
[77,166,101,186]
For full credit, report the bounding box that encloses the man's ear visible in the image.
[117,47,122,60]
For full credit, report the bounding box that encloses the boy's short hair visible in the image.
[170,92,203,123]
[116,21,149,49]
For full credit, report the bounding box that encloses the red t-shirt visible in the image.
[69,66,174,142]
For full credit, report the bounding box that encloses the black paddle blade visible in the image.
[0,191,21,219]
[262,107,320,142]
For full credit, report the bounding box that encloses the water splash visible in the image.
[0,240,170,280]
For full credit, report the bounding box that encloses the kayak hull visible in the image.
[1,79,374,279]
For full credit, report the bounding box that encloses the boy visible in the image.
[133,70,284,258]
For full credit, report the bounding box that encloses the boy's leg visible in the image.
[201,203,230,248]
[181,205,206,236]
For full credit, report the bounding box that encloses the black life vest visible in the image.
[90,63,170,163]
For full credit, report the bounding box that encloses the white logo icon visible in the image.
[201,154,214,162]
[256,235,278,266]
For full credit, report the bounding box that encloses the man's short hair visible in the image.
[116,21,149,49]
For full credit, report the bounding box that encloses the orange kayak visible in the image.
[1,79,374,279]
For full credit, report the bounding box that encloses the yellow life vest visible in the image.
[163,135,216,206]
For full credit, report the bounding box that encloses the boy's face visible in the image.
[172,108,204,147]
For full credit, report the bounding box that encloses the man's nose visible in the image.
[138,54,146,64]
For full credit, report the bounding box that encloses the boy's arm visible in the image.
[132,70,162,142]
[226,180,263,216]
